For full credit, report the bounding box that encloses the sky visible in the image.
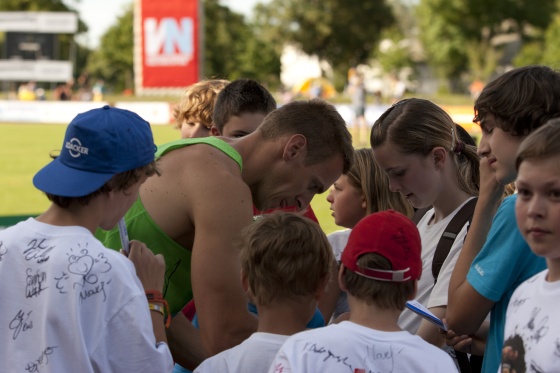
[68,0,266,48]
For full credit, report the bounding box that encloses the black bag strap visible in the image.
[432,197,477,283]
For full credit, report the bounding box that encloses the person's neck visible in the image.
[546,258,560,282]
[255,299,316,336]
[347,295,403,332]
[36,199,105,234]
[431,188,473,224]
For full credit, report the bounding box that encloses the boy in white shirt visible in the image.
[269,210,457,373]
[0,106,173,372]
[500,118,560,371]
[194,211,333,373]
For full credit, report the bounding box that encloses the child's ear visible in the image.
[210,126,220,136]
[315,275,330,301]
[282,134,307,161]
[431,146,447,170]
[338,264,347,292]
[240,269,250,294]
[407,280,419,301]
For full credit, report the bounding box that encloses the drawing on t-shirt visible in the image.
[54,243,112,301]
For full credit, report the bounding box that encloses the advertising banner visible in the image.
[135,0,200,95]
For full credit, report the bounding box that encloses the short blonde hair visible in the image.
[173,79,229,129]
[238,211,333,306]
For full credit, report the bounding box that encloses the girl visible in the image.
[320,148,413,321]
[370,98,479,348]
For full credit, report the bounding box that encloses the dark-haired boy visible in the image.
[447,65,560,372]
[211,78,277,138]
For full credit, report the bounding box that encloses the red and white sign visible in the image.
[134,0,200,95]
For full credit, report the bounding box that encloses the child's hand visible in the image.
[125,240,165,292]
[440,318,486,356]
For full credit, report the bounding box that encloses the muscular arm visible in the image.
[190,172,257,355]
[447,159,503,335]
[166,313,207,370]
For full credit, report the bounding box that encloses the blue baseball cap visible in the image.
[33,105,157,197]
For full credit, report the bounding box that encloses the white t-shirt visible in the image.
[399,198,474,334]
[327,229,351,321]
[269,321,457,372]
[0,218,173,373]
[501,269,560,372]
[195,332,288,373]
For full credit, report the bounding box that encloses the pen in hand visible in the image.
[117,218,130,255]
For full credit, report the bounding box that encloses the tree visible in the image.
[417,0,557,88]
[86,4,133,92]
[254,0,395,89]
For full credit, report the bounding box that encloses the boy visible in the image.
[194,211,333,372]
[97,99,354,368]
[174,79,229,138]
[500,118,560,370]
[0,106,173,372]
[211,78,277,138]
[447,65,560,372]
[269,210,457,372]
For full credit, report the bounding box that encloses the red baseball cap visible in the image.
[341,210,422,282]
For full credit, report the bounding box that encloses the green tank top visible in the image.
[97,137,242,314]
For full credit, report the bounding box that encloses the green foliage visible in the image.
[86,4,134,92]
[374,27,415,74]
[255,0,394,89]
[542,13,560,67]
[417,0,557,85]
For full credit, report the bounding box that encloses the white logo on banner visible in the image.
[144,17,194,66]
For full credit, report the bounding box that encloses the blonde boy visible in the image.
[174,79,229,138]
[269,211,457,373]
[194,211,333,372]
[500,118,560,371]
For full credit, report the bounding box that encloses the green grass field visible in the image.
[0,123,340,234]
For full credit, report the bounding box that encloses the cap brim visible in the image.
[33,157,115,197]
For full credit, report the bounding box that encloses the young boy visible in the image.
[193,211,333,372]
[500,118,560,371]
[174,79,229,138]
[269,210,457,372]
[0,106,173,372]
[211,78,277,138]
[447,65,560,372]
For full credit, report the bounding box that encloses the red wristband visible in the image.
[146,290,171,328]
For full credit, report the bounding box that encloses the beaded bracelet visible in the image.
[146,290,171,328]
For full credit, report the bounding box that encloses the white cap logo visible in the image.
[66,138,89,158]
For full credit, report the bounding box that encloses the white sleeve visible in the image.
[90,294,173,373]
[427,222,469,309]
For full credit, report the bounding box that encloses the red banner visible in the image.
[135,0,200,93]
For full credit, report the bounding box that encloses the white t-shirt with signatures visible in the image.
[0,218,173,373]
[268,321,457,373]
[501,269,560,372]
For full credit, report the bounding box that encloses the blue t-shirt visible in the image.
[467,195,545,373]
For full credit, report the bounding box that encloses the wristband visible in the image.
[146,290,171,328]
[149,302,165,316]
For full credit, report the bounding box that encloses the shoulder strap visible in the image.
[432,197,478,283]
